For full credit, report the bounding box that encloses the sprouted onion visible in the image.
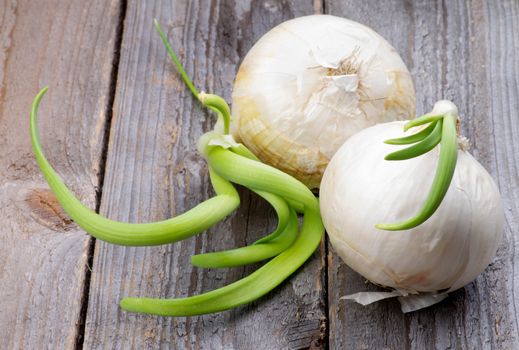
[320,100,504,307]
[231,15,416,189]
[29,20,324,317]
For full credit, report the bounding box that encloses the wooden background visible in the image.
[1,0,518,348]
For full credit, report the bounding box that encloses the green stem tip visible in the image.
[154,19,232,135]
[154,18,199,98]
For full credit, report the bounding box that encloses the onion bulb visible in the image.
[232,14,416,189]
[320,101,503,300]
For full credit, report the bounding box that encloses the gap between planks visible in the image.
[74,1,128,349]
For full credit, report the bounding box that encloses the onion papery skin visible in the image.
[320,121,504,293]
[232,15,416,189]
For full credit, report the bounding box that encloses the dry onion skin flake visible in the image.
[320,100,504,312]
[232,14,416,189]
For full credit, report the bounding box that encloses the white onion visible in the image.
[320,120,504,295]
[231,14,415,189]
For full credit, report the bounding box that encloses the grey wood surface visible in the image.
[2,0,518,349]
[0,0,121,349]
[327,0,519,349]
[83,1,326,349]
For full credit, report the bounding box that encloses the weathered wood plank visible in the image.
[326,0,519,348]
[84,1,327,349]
[0,0,121,348]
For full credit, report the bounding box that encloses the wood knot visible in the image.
[24,188,74,231]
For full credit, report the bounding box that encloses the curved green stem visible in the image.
[403,114,443,131]
[120,147,324,316]
[250,191,291,244]
[120,206,322,316]
[248,190,290,244]
[199,93,231,134]
[229,143,305,213]
[376,113,458,231]
[33,20,323,317]
[384,121,437,145]
[230,144,260,161]
[191,206,297,268]
[190,137,298,267]
[191,186,291,267]
[31,88,239,245]
[207,147,319,213]
[384,120,442,161]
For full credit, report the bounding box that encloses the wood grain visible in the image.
[326,0,519,349]
[0,0,121,348]
[83,1,326,349]
[3,0,516,348]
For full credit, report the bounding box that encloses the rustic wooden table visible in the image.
[1,0,518,348]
